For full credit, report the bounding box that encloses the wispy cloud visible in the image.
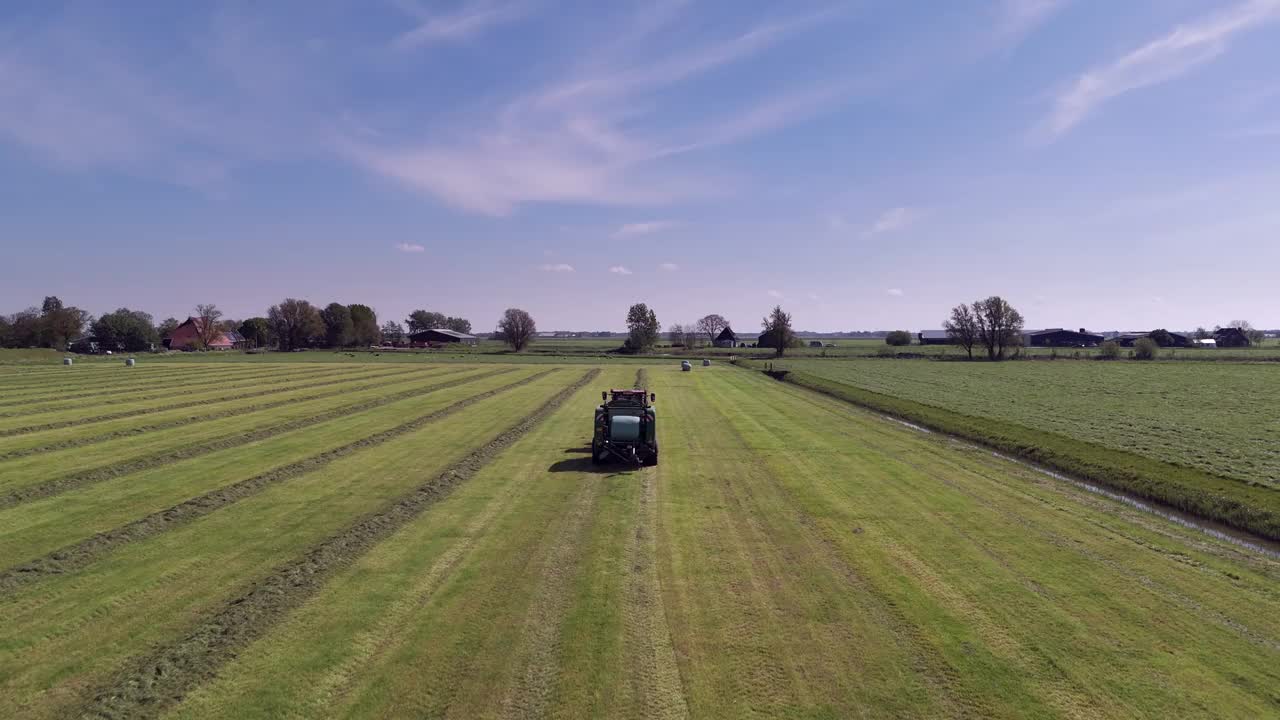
[609,265,633,275]
[346,5,858,214]
[394,242,425,252]
[615,220,678,237]
[1041,0,1280,138]
[995,0,1069,45]
[539,263,574,272]
[767,289,784,299]
[392,1,530,49]
[887,288,905,297]
[869,207,923,234]
[658,262,680,271]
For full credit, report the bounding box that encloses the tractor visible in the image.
[592,388,658,466]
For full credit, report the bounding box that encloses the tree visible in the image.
[972,296,1024,361]
[320,303,354,347]
[268,298,324,351]
[6,308,42,348]
[695,314,729,345]
[1192,326,1212,341]
[944,303,979,360]
[760,305,796,357]
[1227,320,1264,346]
[1099,340,1121,360]
[496,308,536,352]
[1148,329,1175,347]
[157,317,180,340]
[668,323,686,346]
[885,330,912,346]
[406,310,447,334]
[380,320,405,345]
[348,304,379,346]
[38,296,89,350]
[625,303,660,352]
[91,308,158,352]
[239,317,273,349]
[444,316,472,334]
[1133,337,1158,360]
[194,304,223,349]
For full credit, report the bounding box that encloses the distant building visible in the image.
[409,328,479,346]
[1213,327,1250,348]
[713,327,738,348]
[1022,328,1104,347]
[917,330,951,345]
[808,340,824,348]
[165,317,241,351]
[1195,339,1218,348]
[1115,331,1190,347]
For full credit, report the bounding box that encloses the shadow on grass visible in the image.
[547,456,641,474]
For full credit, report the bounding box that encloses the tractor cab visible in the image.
[592,389,658,466]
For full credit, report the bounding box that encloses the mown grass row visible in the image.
[0,362,333,399]
[0,363,545,571]
[0,370,588,720]
[0,364,468,460]
[0,364,421,435]
[0,367,512,508]
[758,366,1280,540]
[0,363,348,411]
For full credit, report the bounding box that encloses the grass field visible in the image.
[1,359,1277,718]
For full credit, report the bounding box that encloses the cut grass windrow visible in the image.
[760,366,1280,541]
[77,368,600,720]
[0,365,421,437]
[0,364,313,397]
[0,364,340,411]
[0,366,513,510]
[0,368,560,596]
[0,365,468,461]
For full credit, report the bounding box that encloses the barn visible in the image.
[1022,328,1104,347]
[164,317,242,351]
[714,327,738,348]
[1214,327,1250,348]
[409,329,478,347]
[918,330,951,345]
[1116,331,1190,347]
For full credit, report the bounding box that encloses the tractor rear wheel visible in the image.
[590,442,602,464]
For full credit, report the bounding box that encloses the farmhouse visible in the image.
[409,328,478,346]
[1214,327,1250,348]
[918,330,951,345]
[164,317,242,351]
[1022,328,1104,347]
[713,327,738,348]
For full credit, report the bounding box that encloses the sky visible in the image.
[2,0,1278,333]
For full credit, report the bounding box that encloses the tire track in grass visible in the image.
[0,365,339,412]
[494,368,642,719]
[619,369,689,719]
[0,365,427,437]
[76,368,600,720]
[0,365,465,461]
[0,368,558,596]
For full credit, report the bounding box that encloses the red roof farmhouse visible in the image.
[164,317,244,350]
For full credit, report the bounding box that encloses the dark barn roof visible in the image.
[409,328,478,343]
[715,327,737,341]
[1024,328,1104,346]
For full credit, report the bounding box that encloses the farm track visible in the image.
[0,365,340,410]
[0,365,424,437]
[0,367,551,595]
[77,368,600,720]
[0,364,469,462]
[0,363,519,509]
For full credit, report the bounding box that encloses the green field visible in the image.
[1,359,1277,718]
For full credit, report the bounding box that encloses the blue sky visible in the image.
[2,0,1278,332]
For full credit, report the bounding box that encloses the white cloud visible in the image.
[392,1,530,49]
[539,263,575,272]
[345,5,858,214]
[996,0,1069,44]
[1042,0,1280,138]
[394,242,425,252]
[615,220,677,237]
[659,262,680,271]
[869,207,922,234]
[767,289,784,299]
[887,288,905,297]
[609,265,633,275]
